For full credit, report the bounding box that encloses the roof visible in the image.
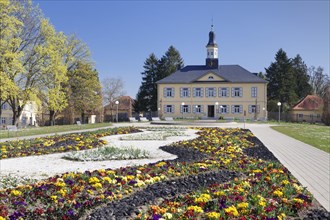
[104,96,134,111]
[156,65,267,84]
[292,95,323,111]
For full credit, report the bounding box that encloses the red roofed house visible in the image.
[290,95,323,123]
[103,96,134,122]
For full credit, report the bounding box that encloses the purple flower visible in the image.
[67,209,75,215]
[152,214,162,220]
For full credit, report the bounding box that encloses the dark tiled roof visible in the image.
[156,65,267,84]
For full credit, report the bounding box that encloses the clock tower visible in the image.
[206,25,218,69]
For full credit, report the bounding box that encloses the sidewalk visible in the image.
[247,124,330,212]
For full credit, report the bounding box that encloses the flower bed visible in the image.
[0,127,141,159]
[0,128,326,220]
[120,131,186,141]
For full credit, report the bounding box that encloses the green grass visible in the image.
[271,123,330,153]
[0,123,112,139]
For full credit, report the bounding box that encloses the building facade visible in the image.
[1,101,38,127]
[157,26,267,119]
[104,96,134,122]
[289,95,323,123]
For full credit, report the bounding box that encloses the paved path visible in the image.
[246,124,330,212]
[1,122,329,211]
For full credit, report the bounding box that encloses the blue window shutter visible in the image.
[163,88,167,97]
[206,88,209,97]
[231,88,234,97]
[188,105,191,113]
[248,105,252,113]
[226,105,229,114]
[239,88,243,97]
[231,105,235,114]
[180,88,183,97]
[172,88,175,97]
[180,105,183,113]
[164,105,167,113]
[201,105,204,113]
[193,105,196,113]
[201,88,204,97]
[255,87,258,97]
[218,88,221,97]
[239,105,243,113]
[188,88,191,97]
[172,105,175,113]
[193,88,196,97]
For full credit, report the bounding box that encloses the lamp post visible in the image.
[181,102,185,119]
[195,105,198,119]
[277,102,281,123]
[215,102,219,119]
[115,100,119,123]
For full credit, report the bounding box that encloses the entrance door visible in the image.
[208,105,215,118]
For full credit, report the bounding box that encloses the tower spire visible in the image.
[206,24,219,69]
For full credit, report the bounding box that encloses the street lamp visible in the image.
[115,100,119,123]
[277,102,281,123]
[215,102,219,119]
[181,102,185,119]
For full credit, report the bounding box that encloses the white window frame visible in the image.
[233,88,241,97]
[181,88,190,97]
[194,88,203,97]
[219,105,229,114]
[166,88,173,97]
[232,105,242,114]
[251,87,258,98]
[208,76,214,80]
[181,105,190,113]
[1,117,6,124]
[195,105,202,113]
[165,105,174,113]
[206,87,216,97]
[219,87,229,97]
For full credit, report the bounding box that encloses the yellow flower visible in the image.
[92,183,103,189]
[194,194,211,203]
[0,216,5,220]
[58,189,67,196]
[89,177,100,184]
[281,180,290,185]
[277,213,286,220]
[293,198,304,204]
[259,200,266,207]
[252,169,262,173]
[50,195,57,202]
[273,189,283,197]
[54,179,66,188]
[224,205,239,217]
[10,190,22,196]
[237,202,249,209]
[156,161,167,167]
[213,190,226,197]
[187,205,204,213]
[205,211,221,219]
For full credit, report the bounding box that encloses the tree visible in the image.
[292,54,312,99]
[157,45,184,81]
[102,77,125,121]
[309,66,329,97]
[135,46,184,113]
[265,49,298,112]
[67,62,102,124]
[0,0,23,118]
[322,83,330,126]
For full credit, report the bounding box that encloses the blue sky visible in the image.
[35,1,329,98]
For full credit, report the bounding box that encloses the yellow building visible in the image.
[157,26,267,120]
[290,95,323,123]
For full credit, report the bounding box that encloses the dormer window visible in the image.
[208,76,214,80]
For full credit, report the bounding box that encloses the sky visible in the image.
[35,0,330,98]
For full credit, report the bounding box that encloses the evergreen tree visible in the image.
[265,49,297,111]
[135,53,159,112]
[156,46,184,81]
[292,54,312,99]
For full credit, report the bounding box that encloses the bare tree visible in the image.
[309,66,329,97]
[102,77,126,121]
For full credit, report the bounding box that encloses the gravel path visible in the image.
[0,129,198,180]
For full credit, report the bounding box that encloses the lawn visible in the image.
[271,123,330,153]
[0,123,113,139]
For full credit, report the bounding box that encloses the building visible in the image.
[103,96,135,122]
[290,95,323,123]
[1,101,38,127]
[157,26,267,119]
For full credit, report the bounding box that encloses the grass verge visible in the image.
[271,123,329,153]
[0,123,112,139]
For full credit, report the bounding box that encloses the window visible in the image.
[219,105,229,114]
[164,88,174,97]
[249,105,260,113]
[211,52,213,55]
[164,105,174,113]
[232,105,242,114]
[194,105,203,113]
[232,87,242,97]
[193,88,203,97]
[310,114,314,118]
[1,103,7,110]
[208,76,214,80]
[181,105,190,113]
[219,87,229,97]
[251,87,258,97]
[1,117,6,124]
[180,88,190,97]
[317,114,321,118]
[206,87,216,97]
[298,114,303,118]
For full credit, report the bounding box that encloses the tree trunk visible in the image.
[81,112,85,124]
[49,110,55,126]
